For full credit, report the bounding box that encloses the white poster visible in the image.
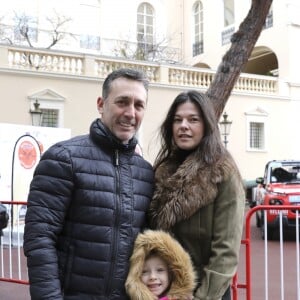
[0,123,71,229]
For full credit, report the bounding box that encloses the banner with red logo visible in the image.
[0,123,71,228]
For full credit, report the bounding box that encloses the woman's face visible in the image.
[172,101,204,151]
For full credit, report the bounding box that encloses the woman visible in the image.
[148,91,245,300]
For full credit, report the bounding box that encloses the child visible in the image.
[125,230,196,300]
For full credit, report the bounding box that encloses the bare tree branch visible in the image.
[0,10,74,69]
[45,11,74,49]
[13,12,36,47]
[206,0,273,119]
[114,35,181,63]
[0,10,73,50]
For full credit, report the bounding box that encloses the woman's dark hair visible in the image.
[102,68,149,99]
[154,90,226,169]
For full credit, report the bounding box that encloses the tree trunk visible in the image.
[206,0,273,120]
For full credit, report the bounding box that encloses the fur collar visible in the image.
[149,151,234,230]
[125,230,196,300]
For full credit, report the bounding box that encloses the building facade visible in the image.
[1,0,300,182]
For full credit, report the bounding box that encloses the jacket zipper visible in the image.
[105,149,121,297]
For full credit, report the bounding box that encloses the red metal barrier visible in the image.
[232,239,248,300]
[2,202,300,299]
[233,205,300,300]
[0,200,29,285]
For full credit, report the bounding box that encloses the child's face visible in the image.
[141,255,170,297]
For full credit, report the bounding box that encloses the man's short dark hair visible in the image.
[102,68,149,99]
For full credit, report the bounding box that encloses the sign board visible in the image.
[0,123,71,230]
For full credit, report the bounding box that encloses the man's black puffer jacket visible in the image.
[23,119,154,300]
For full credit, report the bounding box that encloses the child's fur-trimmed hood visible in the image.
[125,230,196,300]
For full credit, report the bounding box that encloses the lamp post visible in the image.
[219,112,232,148]
[29,99,43,126]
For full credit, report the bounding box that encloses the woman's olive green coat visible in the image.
[149,151,245,300]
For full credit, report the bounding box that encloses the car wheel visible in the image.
[256,211,261,228]
[261,223,274,240]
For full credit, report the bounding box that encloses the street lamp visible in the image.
[219,112,232,148]
[29,99,43,126]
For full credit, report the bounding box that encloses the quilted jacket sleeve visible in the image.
[23,144,74,300]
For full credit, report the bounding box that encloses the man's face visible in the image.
[97,78,147,144]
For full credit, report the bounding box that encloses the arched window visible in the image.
[137,3,155,45]
[193,1,203,56]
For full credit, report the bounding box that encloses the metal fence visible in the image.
[1,201,300,299]
[0,200,28,285]
[233,205,300,300]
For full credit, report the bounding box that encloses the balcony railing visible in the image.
[0,45,278,95]
[7,46,83,74]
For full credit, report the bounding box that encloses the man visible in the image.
[23,68,154,299]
